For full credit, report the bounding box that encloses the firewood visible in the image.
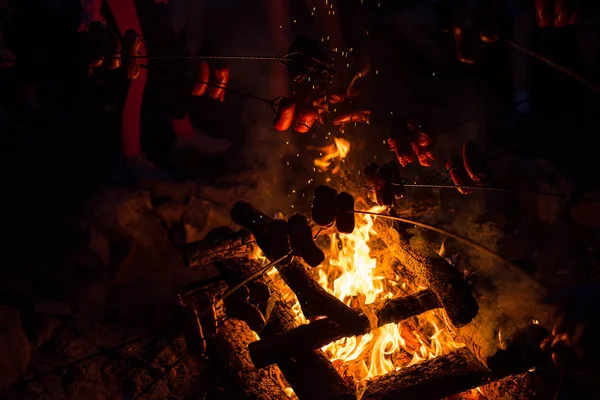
[277,260,369,332]
[183,231,255,268]
[372,216,478,327]
[230,202,368,333]
[218,259,354,400]
[207,318,289,400]
[362,347,491,400]
[249,290,441,368]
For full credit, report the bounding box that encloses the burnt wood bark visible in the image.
[183,232,255,268]
[362,347,491,400]
[249,290,441,368]
[372,217,478,327]
[230,201,368,334]
[207,318,289,400]
[218,259,355,400]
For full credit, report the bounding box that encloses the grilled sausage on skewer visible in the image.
[273,97,296,131]
[208,66,230,102]
[446,155,474,194]
[462,141,488,183]
[335,192,355,234]
[312,185,338,227]
[192,61,210,96]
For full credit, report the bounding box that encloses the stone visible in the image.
[28,315,62,347]
[0,306,32,391]
[182,197,238,243]
[35,301,73,316]
[154,201,186,230]
[69,228,111,270]
[570,190,600,229]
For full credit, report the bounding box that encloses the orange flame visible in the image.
[263,204,462,389]
[308,137,351,174]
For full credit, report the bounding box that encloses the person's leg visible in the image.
[104,0,148,160]
[163,0,231,153]
[263,0,291,98]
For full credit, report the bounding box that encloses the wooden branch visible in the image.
[249,290,441,368]
[376,289,440,326]
[207,318,289,400]
[277,260,369,332]
[230,201,368,333]
[362,347,491,400]
[362,324,552,400]
[372,217,478,327]
[218,258,354,400]
[183,231,255,268]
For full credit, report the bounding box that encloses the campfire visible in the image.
[182,139,552,400]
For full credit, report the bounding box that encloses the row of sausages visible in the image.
[387,118,435,168]
[192,61,231,102]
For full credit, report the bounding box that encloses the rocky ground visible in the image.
[0,155,599,400]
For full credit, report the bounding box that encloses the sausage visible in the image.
[106,32,122,70]
[87,21,105,68]
[387,136,415,167]
[446,155,473,194]
[273,97,296,131]
[411,142,435,167]
[554,0,577,28]
[535,0,554,28]
[453,26,477,64]
[312,185,338,227]
[123,29,142,80]
[462,141,488,182]
[294,109,318,133]
[364,162,380,187]
[288,214,325,268]
[382,162,406,200]
[374,167,394,206]
[335,192,355,234]
[208,66,230,102]
[192,61,210,97]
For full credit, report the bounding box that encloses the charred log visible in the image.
[277,260,369,333]
[362,347,491,400]
[372,217,478,327]
[183,232,255,268]
[207,318,289,400]
[230,201,368,333]
[375,289,440,325]
[249,290,440,368]
[216,258,354,400]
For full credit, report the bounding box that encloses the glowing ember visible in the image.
[308,137,350,173]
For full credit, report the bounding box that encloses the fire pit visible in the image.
[181,155,552,400]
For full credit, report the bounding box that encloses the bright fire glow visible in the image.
[308,137,350,173]
[264,202,462,390]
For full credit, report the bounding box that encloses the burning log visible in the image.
[372,217,479,327]
[218,258,354,400]
[207,318,289,400]
[363,324,552,400]
[249,290,441,368]
[230,201,368,333]
[362,347,491,400]
[183,232,255,268]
